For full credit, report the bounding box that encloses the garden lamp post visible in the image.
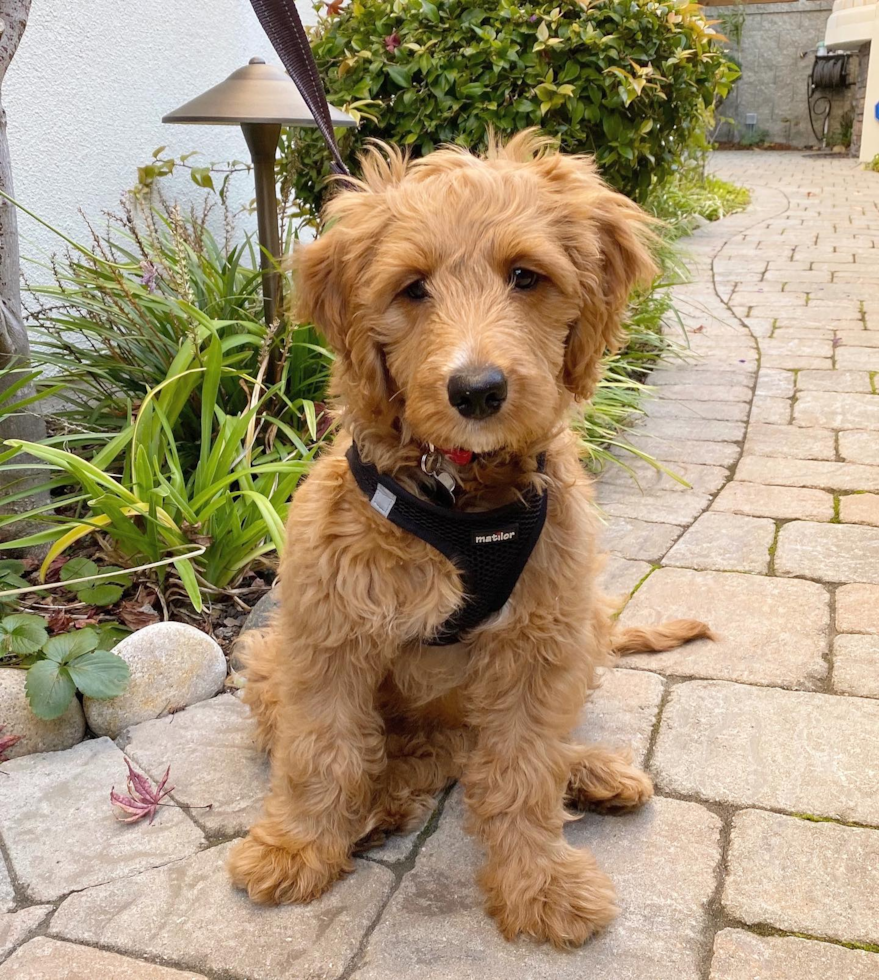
[163,57,354,330]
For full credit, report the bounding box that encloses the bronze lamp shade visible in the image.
[163,58,355,329]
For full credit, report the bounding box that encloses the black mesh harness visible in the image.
[347,444,548,646]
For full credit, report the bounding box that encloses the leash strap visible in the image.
[248,0,352,176]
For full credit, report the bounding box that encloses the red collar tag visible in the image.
[442,447,473,466]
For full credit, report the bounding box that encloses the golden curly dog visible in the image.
[229,132,709,947]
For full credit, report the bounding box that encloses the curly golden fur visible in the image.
[228,132,710,947]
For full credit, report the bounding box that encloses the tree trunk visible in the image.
[0,0,48,544]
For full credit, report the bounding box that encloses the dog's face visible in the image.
[296,132,656,455]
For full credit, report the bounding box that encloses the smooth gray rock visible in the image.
[49,843,395,980]
[0,738,204,902]
[351,792,721,980]
[723,810,879,944]
[654,682,879,824]
[119,695,269,838]
[709,929,879,980]
[620,568,829,690]
[84,622,227,738]
[0,668,85,760]
[0,860,12,913]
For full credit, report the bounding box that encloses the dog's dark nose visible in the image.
[447,367,508,419]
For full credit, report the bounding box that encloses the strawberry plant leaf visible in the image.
[60,556,98,584]
[43,628,99,664]
[25,660,76,719]
[0,614,49,656]
[77,583,124,606]
[66,649,130,700]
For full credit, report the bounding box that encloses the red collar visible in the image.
[439,447,473,466]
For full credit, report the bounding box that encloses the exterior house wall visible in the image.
[711,0,856,147]
[5,1,319,271]
[851,41,871,156]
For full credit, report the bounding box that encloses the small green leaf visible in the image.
[421,0,439,23]
[77,584,124,607]
[386,65,411,88]
[43,628,99,664]
[61,557,98,584]
[0,614,49,656]
[152,145,167,159]
[65,650,130,700]
[25,660,76,720]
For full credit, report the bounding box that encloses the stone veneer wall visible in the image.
[711,0,857,147]
[851,41,871,157]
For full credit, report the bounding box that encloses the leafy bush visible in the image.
[283,0,737,218]
[0,613,129,720]
[1,191,333,610]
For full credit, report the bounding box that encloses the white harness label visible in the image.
[370,484,397,517]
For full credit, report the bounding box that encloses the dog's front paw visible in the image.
[480,846,617,948]
[228,831,351,905]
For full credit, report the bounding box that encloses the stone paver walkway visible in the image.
[2,151,879,978]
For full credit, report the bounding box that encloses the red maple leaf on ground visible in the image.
[110,760,174,825]
[0,726,22,763]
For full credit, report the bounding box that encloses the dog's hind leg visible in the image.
[360,726,472,847]
[565,744,653,812]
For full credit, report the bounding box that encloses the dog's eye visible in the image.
[510,267,540,290]
[402,278,429,301]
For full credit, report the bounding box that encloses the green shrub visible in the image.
[284,0,738,219]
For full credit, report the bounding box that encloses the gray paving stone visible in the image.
[119,695,269,838]
[596,486,711,526]
[49,842,394,980]
[599,557,652,599]
[749,396,791,424]
[573,669,665,767]
[775,521,879,584]
[709,928,879,980]
[762,355,833,371]
[627,418,746,443]
[797,369,874,393]
[625,436,739,467]
[754,368,795,398]
[351,793,721,980]
[743,423,836,460]
[620,568,828,690]
[601,458,729,495]
[836,584,879,633]
[647,398,750,423]
[794,391,879,430]
[0,863,11,914]
[840,492,879,526]
[655,384,752,403]
[839,430,879,464]
[662,513,775,574]
[735,455,879,491]
[0,906,52,964]
[711,481,833,521]
[0,738,204,902]
[836,347,879,371]
[0,937,208,979]
[601,517,682,562]
[647,368,748,388]
[832,634,879,699]
[723,810,879,944]
[654,682,879,824]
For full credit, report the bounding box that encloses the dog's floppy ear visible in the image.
[550,157,658,401]
[293,194,394,420]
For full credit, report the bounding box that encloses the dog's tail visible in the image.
[611,619,714,656]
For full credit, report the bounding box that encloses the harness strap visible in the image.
[347,443,549,646]
[248,0,352,177]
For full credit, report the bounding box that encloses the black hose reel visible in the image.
[808,52,851,146]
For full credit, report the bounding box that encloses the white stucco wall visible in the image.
[6,0,317,270]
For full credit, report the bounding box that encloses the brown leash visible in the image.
[248,0,352,177]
